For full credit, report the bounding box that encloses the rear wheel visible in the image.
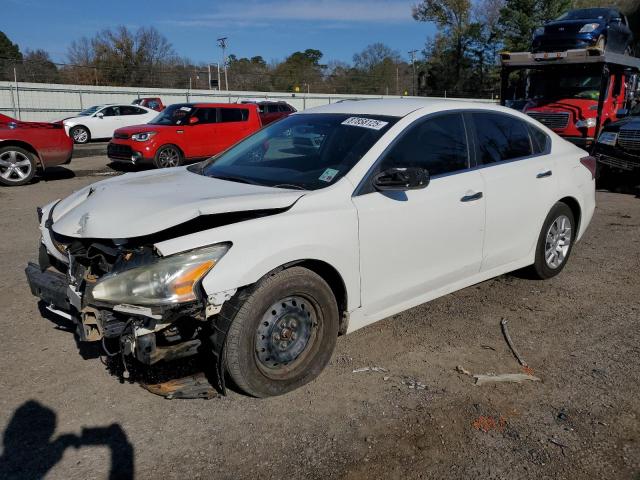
[530,202,575,279]
[70,126,90,144]
[0,146,37,186]
[154,145,183,168]
[223,267,339,397]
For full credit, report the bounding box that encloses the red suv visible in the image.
[241,100,296,125]
[108,103,262,168]
[132,97,165,111]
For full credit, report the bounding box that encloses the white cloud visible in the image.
[168,0,414,27]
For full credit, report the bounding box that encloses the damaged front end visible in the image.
[26,209,234,389]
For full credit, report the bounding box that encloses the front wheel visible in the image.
[530,202,575,279]
[223,267,339,397]
[0,146,37,186]
[154,145,183,168]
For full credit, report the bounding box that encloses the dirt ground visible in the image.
[0,152,638,480]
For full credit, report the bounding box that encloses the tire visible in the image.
[70,126,90,144]
[0,146,37,186]
[530,202,576,280]
[223,267,339,397]
[154,145,183,168]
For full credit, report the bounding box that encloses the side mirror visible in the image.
[188,116,199,125]
[616,108,629,119]
[96,112,104,118]
[373,167,430,191]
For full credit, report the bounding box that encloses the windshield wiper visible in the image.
[210,174,260,185]
[273,184,307,190]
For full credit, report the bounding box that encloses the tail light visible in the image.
[580,155,596,180]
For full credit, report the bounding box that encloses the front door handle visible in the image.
[536,170,552,178]
[461,191,483,202]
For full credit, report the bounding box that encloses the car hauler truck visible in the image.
[499,48,640,150]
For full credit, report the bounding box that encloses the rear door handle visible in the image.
[461,191,483,202]
[536,170,552,178]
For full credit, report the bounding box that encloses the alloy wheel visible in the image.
[72,128,88,143]
[544,214,572,269]
[157,147,180,168]
[0,150,32,183]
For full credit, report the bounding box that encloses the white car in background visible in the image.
[63,104,158,144]
[28,99,595,398]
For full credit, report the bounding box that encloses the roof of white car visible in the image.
[299,98,497,117]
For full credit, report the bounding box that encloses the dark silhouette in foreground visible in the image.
[0,400,134,480]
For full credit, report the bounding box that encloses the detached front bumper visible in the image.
[25,261,204,365]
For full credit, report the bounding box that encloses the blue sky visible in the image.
[3,0,436,65]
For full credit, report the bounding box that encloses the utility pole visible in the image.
[408,49,418,97]
[217,37,228,91]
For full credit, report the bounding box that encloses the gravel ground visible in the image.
[0,157,638,480]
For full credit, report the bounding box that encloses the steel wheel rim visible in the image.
[0,151,31,182]
[72,128,88,143]
[545,214,572,269]
[255,296,318,375]
[158,148,179,168]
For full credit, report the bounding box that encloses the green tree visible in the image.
[0,31,22,81]
[272,49,325,92]
[498,0,571,52]
[21,49,59,84]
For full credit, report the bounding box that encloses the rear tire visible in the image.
[0,146,37,186]
[223,267,339,397]
[154,145,183,168]
[530,202,575,279]
[70,126,90,144]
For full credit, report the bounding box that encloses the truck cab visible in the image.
[500,49,640,149]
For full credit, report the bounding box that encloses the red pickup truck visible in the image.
[0,114,73,186]
[108,103,262,168]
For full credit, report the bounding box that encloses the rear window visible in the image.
[220,108,249,123]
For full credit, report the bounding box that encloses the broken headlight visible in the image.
[92,243,230,306]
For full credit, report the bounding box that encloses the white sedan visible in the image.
[63,104,158,144]
[28,99,595,397]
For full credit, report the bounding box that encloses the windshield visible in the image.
[149,104,194,126]
[529,71,601,100]
[197,113,398,190]
[78,105,102,116]
[556,8,610,21]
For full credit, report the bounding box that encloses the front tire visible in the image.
[223,267,339,397]
[154,145,183,168]
[530,202,575,279]
[70,126,90,144]
[0,146,37,186]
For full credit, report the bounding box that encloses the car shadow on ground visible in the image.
[0,400,134,480]
[107,162,154,173]
[38,166,76,182]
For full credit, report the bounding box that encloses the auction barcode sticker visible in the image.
[341,117,388,130]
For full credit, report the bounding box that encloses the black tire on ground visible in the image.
[223,267,339,397]
[596,162,614,190]
[0,146,37,186]
[530,202,576,280]
[70,126,90,144]
[154,145,183,168]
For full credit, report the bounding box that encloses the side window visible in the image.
[193,108,217,124]
[528,123,550,155]
[267,104,280,113]
[101,106,120,117]
[379,113,469,176]
[278,104,291,112]
[219,108,249,123]
[472,112,532,164]
[120,106,144,115]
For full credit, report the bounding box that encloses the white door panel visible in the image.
[353,170,485,315]
[479,156,557,271]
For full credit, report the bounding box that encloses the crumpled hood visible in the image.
[51,167,304,239]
